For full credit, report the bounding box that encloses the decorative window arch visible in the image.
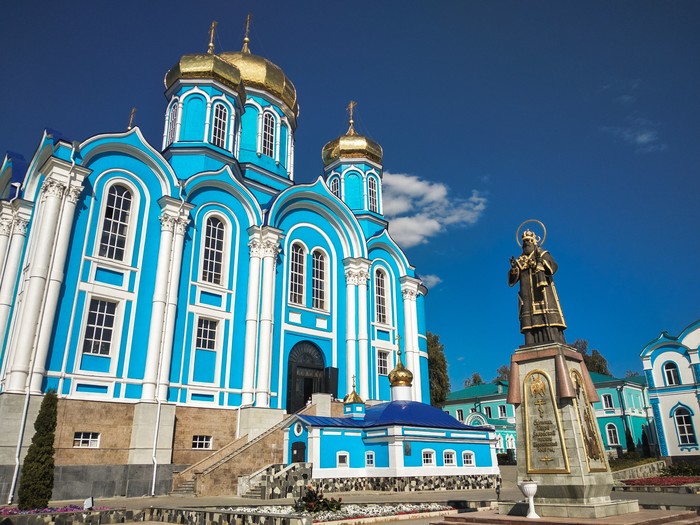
[462,451,475,466]
[211,102,228,149]
[375,268,388,324]
[201,216,226,285]
[673,405,697,445]
[289,243,305,305]
[664,361,681,385]
[421,449,435,466]
[368,176,378,212]
[330,177,340,198]
[443,450,456,466]
[262,111,275,158]
[336,451,349,467]
[98,183,133,262]
[167,103,179,145]
[606,423,620,446]
[311,249,327,310]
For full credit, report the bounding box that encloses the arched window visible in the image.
[167,104,178,145]
[664,362,681,385]
[375,269,387,324]
[443,450,456,465]
[462,451,475,466]
[674,407,697,445]
[202,216,225,285]
[368,177,378,212]
[289,243,305,305]
[312,250,326,310]
[606,423,620,446]
[99,184,132,261]
[330,178,340,197]
[262,112,275,157]
[211,103,228,149]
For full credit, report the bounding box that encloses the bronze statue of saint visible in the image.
[508,226,566,346]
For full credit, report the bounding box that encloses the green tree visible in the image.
[570,339,611,376]
[427,331,450,406]
[464,372,484,388]
[493,365,510,382]
[18,391,57,510]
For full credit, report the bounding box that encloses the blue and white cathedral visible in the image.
[0,24,429,498]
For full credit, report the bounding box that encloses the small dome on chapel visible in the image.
[322,103,383,167]
[388,350,413,387]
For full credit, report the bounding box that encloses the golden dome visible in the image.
[164,53,246,101]
[344,389,364,404]
[219,45,299,125]
[321,105,383,167]
[388,350,413,387]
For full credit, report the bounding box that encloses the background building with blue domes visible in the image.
[0,24,430,500]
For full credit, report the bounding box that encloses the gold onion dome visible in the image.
[218,28,299,124]
[388,350,413,387]
[321,103,383,167]
[344,376,364,404]
[164,53,246,102]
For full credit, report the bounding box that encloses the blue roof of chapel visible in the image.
[298,400,490,431]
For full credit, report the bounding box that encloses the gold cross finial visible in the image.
[346,100,357,136]
[127,107,136,130]
[208,21,218,54]
[242,13,252,53]
[352,375,357,389]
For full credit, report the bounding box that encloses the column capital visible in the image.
[41,178,67,200]
[345,269,370,286]
[11,217,28,236]
[159,213,177,232]
[0,219,12,236]
[65,185,83,204]
[174,216,190,235]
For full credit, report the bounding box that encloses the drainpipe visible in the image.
[7,142,78,504]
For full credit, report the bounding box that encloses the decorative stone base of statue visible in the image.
[497,342,639,519]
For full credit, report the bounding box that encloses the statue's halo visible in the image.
[516,219,547,247]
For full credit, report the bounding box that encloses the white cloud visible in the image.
[419,274,443,289]
[383,172,487,248]
[601,116,667,153]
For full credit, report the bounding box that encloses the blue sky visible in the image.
[1,1,698,389]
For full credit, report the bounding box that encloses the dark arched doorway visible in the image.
[286,341,326,413]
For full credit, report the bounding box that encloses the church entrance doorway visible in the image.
[286,341,326,413]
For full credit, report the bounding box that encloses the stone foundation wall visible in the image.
[144,508,307,525]
[611,460,667,481]
[312,474,499,493]
[172,405,238,465]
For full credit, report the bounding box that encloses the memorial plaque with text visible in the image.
[523,370,569,473]
[570,369,609,472]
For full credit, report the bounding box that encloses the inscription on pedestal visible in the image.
[523,370,569,473]
[570,369,609,472]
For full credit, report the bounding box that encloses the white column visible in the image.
[256,112,263,155]
[30,185,84,392]
[254,230,281,407]
[0,215,12,276]
[0,214,29,380]
[401,277,421,401]
[203,101,212,142]
[274,119,281,164]
[6,180,64,392]
[356,268,370,399]
[142,212,176,402]
[157,214,190,401]
[175,101,183,142]
[343,261,364,397]
[241,230,263,406]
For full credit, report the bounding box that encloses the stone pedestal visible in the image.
[498,342,638,519]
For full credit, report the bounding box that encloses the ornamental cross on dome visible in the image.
[207,20,218,54]
[346,100,357,136]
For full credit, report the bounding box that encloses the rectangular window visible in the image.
[82,299,117,356]
[73,432,100,448]
[99,185,132,261]
[602,394,614,409]
[378,350,389,375]
[312,251,325,310]
[337,453,349,467]
[192,435,212,449]
[365,452,375,467]
[484,406,492,418]
[290,244,305,305]
[443,451,455,465]
[262,113,275,157]
[462,451,475,466]
[456,409,464,421]
[498,405,507,418]
[375,270,387,324]
[196,318,218,351]
[212,103,228,149]
[422,450,435,466]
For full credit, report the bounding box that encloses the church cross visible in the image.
[127,107,136,130]
[242,13,252,53]
[208,21,218,54]
[346,100,357,135]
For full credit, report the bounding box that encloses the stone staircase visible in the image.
[169,478,195,496]
[430,509,700,525]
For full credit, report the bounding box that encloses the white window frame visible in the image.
[337,451,349,467]
[365,451,375,467]
[602,393,614,409]
[443,450,456,466]
[81,298,119,357]
[211,102,228,149]
[484,406,492,418]
[192,435,213,449]
[456,409,464,421]
[674,407,697,445]
[375,269,388,324]
[462,451,475,466]
[289,243,305,305]
[311,249,326,310]
[368,176,378,212]
[377,350,389,376]
[664,362,681,385]
[422,449,435,466]
[73,432,100,448]
[201,215,226,286]
[97,182,134,262]
[606,423,620,446]
[190,316,220,385]
[498,405,507,418]
[262,111,276,158]
[330,177,340,197]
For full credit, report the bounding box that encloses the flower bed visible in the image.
[0,505,111,516]
[623,476,700,486]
